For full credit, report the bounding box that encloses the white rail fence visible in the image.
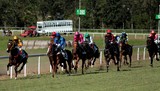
[0,46,147,79]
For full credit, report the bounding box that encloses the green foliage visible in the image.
[0,0,159,29]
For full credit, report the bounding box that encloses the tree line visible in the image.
[0,0,159,29]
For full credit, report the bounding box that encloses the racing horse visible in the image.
[104,37,120,72]
[82,41,100,68]
[47,41,73,77]
[72,41,87,74]
[119,41,133,67]
[146,37,159,67]
[6,39,28,79]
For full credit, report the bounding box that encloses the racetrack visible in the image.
[0,60,160,91]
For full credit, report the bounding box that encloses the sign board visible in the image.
[76,9,86,16]
[156,14,160,19]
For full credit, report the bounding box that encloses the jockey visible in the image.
[114,34,120,44]
[54,33,68,60]
[84,32,98,53]
[120,32,128,44]
[73,31,86,54]
[104,29,115,44]
[84,32,93,44]
[46,32,56,55]
[74,31,84,44]
[13,36,23,53]
[149,30,158,44]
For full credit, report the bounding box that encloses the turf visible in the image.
[0,60,160,91]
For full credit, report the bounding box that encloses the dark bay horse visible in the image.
[72,42,87,74]
[119,41,133,67]
[6,39,28,79]
[82,41,100,68]
[47,42,73,77]
[104,37,120,72]
[146,37,159,67]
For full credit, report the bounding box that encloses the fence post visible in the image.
[10,66,12,79]
[24,64,27,77]
[137,48,140,60]
[143,47,146,60]
[135,34,137,39]
[38,56,41,75]
[100,51,103,67]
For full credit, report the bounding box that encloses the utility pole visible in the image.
[158,4,160,43]
[78,0,81,32]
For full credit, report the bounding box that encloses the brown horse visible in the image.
[146,37,159,67]
[47,41,73,77]
[119,41,133,67]
[104,37,120,72]
[72,42,87,74]
[6,39,28,79]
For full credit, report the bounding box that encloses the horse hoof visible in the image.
[117,69,120,71]
[150,64,153,67]
[156,58,159,61]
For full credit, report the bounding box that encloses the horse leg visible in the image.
[48,56,55,77]
[74,58,79,73]
[92,57,96,65]
[155,52,159,61]
[119,53,122,67]
[129,55,132,67]
[82,59,85,74]
[150,57,153,67]
[67,60,72,74]
[18,59,27,73]
[63,61,69,74]
[106,58,110,72]
[116,55,120,71]
[124,56,129,65]
[7,63,12,75]
[14,63,21,79]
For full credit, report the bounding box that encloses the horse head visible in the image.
[73,42,78,54]
[6,39,16,53]
[52,44,60,55]
[147,37,153,46]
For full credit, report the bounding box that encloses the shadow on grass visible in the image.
[131,65,143,68]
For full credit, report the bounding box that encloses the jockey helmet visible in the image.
[56,33,61,37]
[51,32,56,36]
[13,36,18,40]
[106,29,111,33]
[75,31,80,36]
[151,30,155,34]
[84,33,90,38]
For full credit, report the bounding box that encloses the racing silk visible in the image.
[84,36,93,44]
[149,33,158,40]
[74,34,84,44]
[104,33,114,43]
[120,34,128,43]
[14,39,23,48]
[54,36,66,49]
[114,35,120,44]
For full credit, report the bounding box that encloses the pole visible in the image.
[38,56,40,75]
[78,0,81,32]
[158,4,160,43]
